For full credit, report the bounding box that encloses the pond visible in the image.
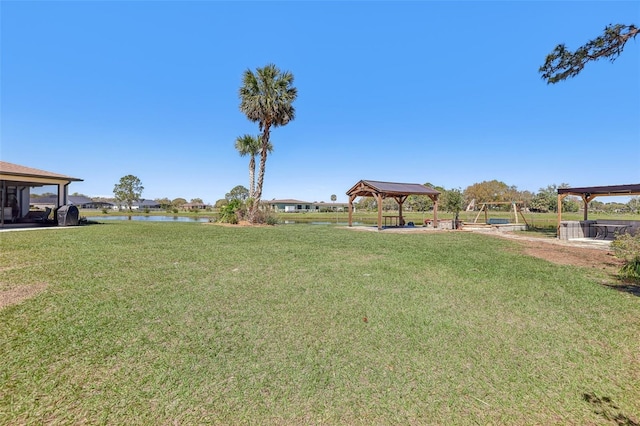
[94,216,365,225]
[95,215,212,223]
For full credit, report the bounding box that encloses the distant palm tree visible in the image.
[331,194,337,223]
[234,135,273,199]
[239,64,297,220]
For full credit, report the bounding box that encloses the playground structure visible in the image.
[465,201,529,227]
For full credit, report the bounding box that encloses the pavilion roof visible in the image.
[557,183,640,197]
[346,180,440,198]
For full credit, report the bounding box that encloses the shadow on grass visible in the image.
[583,393,639,425]
[604,278,640,297]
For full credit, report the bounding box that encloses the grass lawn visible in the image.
[1,222,639,424]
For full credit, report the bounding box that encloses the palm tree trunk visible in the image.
[251,125,270,222]
[249,156,256,199]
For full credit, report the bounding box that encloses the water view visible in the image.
[96,215,211,223]
[95,216,364,225]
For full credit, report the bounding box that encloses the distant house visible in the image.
[267,199,317,213]
[31,195,102,209]
[110,199,161,210]
[266,199,349,213]
[313,202,349,212]
[182,202,208,210]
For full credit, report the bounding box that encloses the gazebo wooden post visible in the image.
[376,192,383,231]
[348,194,356,227]
[556,193,564,237]
[397,196,407,226]
[432,197,438,227]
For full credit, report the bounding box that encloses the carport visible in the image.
[1,161,83,227]
[346,180,440,231]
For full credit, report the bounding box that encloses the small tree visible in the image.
[443,188,464,229]
[156,197,172,210]
[226,185,250,202]
[113,175,143,212]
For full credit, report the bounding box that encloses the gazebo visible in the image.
[557,183,640,237]
[346,180,440,230]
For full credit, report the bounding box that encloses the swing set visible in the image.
[467,201,529,226]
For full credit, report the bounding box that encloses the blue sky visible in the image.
[2,1,639,204]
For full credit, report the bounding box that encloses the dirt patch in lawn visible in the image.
[471,229,624,272]
[0,282,48,310]
[491,231,640,296]
[516,239,622,271]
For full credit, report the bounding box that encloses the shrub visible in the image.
[611,233,640,279]
[250,208,278,225]
[218,199,240,224]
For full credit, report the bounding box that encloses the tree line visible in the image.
[46,176,639,216]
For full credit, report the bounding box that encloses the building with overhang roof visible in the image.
[0,161,82,225]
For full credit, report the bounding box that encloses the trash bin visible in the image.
[57,204,79,226]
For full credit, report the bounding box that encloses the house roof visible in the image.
[31,195,94,205]
[134,200,161,207]
[267,199,313,204]
[557,184,640,197]
[313,202,349,207]
[0,161,82,183]
[346,180,440,197]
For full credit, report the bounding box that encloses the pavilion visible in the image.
[346,180,440,230]
[557,183,640,237]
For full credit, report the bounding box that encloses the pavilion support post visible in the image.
[432,198,438,228]
[376,193,383,231]
[348,194,356,227]
[557,194,565,238]
[582,195,589,221]
[0,180,5,226]
[57,183,69,208]
[396,195,407,227]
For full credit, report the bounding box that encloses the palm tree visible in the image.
[234,135,273,199]
[239,64,297,219]
[331,194,337,223]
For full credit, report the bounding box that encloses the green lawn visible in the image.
[1,222,638,424]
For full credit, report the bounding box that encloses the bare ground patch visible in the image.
[0,282,48,310]
[489,231,640,296]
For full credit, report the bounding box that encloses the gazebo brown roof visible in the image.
[556,183,640,233]
[346,180,440,230]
